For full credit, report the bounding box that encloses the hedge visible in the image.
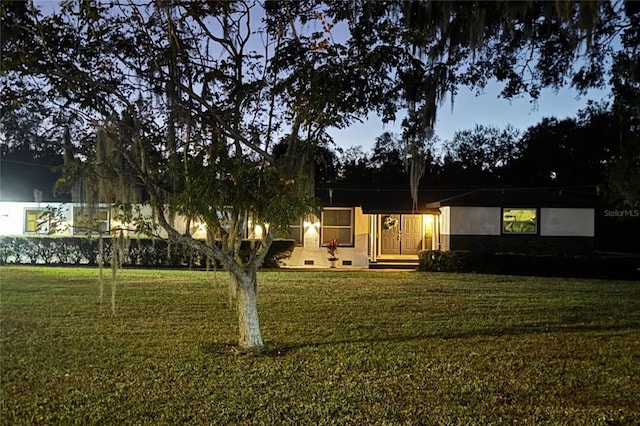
[418,250,640,280]
[0,236,295,269]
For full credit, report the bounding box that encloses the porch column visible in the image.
[369,214,377,262]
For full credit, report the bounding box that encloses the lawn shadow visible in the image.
[200,321,639,357]
[275,320,640,354]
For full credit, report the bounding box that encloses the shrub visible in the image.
[417,250,637,278]
[419,250,485,273]
[0,236,294,269]
[258,239,296,269]
[0,237,18,264]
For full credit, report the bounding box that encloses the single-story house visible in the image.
[0,186,603,268]
[280,187,599,268]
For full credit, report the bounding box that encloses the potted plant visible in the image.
[326,239,339,268]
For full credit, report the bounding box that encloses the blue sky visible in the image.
[328,80,610,153]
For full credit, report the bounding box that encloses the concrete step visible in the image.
[369,261,419,270]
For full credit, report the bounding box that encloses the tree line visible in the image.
[291,101,636,201]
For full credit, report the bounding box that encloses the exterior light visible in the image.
[253,224,263,239]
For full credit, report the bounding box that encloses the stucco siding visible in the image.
[283,207,369,268]
[450,207,501,235]
[440,206,450,235]
[0,202,73,236]
[540,208,594,237]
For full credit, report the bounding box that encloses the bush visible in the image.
[419,250,469,272]
[417,249,640,279]
[0,236,294,269]
[256,239,296,269]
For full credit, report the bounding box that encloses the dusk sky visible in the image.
[328,80,610,153]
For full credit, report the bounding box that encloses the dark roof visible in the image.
[314,186,599,213]
[315,187,467,214]
[425,187,598,208]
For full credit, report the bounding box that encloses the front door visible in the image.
[380,214,423,255]
[400,215,423,254]
[381,215,401,255]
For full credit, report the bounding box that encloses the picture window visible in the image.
[502,208,537,234]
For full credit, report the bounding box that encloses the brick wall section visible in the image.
[444,234,594,255]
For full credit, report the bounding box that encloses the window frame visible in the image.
[24,209,51,234]
[73,207,110,235]
[501,207,538,235]
[321,207,354,246]
[276,218,304,246]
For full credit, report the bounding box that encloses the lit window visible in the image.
[73,208,110,234]
[321,208,353,245]
[502,208,537,234]
[25,209,51,234]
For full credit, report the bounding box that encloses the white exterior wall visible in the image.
[440,206,450,236]
[540,208,594,237]
[0,202,200,239]
[450,206,501,235]
[0,202,73,236]
[283,207,369,268]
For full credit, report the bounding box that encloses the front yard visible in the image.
[1,266,638,424]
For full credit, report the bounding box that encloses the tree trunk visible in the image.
[233,269,264,351]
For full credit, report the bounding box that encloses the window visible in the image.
[73,208,110,234]
[25,209,51,234]
[502,208,537,234]
[321,208,353,245]
[277,218,304,246]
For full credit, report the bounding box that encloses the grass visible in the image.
[1,266,639,425]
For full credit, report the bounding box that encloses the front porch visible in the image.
[367,213,440,266]
[279,205,442,270]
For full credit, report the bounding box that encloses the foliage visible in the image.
[607,3,640,207]
[326,238,339,260]
[501,104,620,188]
[322,0,631,192]
[442,124,522,179]
[2,267,639,424]
[0,237,294,269]
[370,132,406,178]
[271,140,339,186]
[419,250,471,273]
[333,99,629,191]
[383,215,399,230]
[418,250,640,280]
[1,0,334,349]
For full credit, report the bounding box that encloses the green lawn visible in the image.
[1,266,639,425]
